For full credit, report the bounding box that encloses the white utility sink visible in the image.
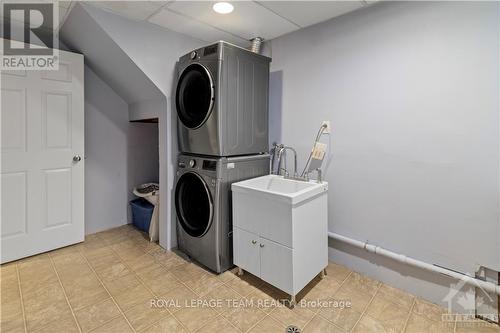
[231,174,327,205]
[231,174,328,301]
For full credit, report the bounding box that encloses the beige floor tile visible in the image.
[91,315,134,333]
[75,298,121,332]
[318,306,362,331]
[148,247,174,262]
[171,262,213,282]
[0,262,17,278]
[1,272,21,304]
[136,263,169,281]
[143,274,184,297]
[126,253,158,271]
[88,252,129,278]
[0,320,25,333]
[325,262,351,282]
[378,283,414,310]
[143,240,163,254]
[82,246,115,262]
[0,299,25,333]
[124,299,170,332]
[8,227,500,333]
[412,298,447,322]
[118,246,149,263]
[226,273,264,297]
[23,282,73,331]
[158,254,190,271]
[334,285,373,312]
[247,287,281,314]
[56,261,94,282]
[405,312,454,333]
[249,315,287,333]
[49,243,83,259]
[140,315,187,333]
[79,239,108,258]
[95,261,131,282]
[184,273,224,297]
[202,284,242,314]
[303,314,345,333]
[217,267,239,284]
[111,238,144,252]
[114,283,154,312]
[223,303,267,332]
[352,314,389,333]
[51,252,86,271]
[196,315,240,333]
[17,254,51,271]
[33,314,79,333]
[343,271,380,296]
[18,263,58,297]
[271,303,316,329]
[299,275,341,304]
[104,273,142,296]
[365,292,410,332]
[174,305,218,332]
[1,297,23,321]
[62,274,109,310]
[157,284,198,313]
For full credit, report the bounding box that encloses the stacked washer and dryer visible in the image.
[174,41,272,273]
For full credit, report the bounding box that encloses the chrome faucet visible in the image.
[275,145,323,183]
[277,146,299,178]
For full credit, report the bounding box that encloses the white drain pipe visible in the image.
[328,232,500,296]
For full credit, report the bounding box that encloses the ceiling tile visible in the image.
[257,1,365,27]
[87,1,166,21]
[166,0,299,40]
[149,8,249,46]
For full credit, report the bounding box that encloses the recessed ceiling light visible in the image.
[213,2,234,14]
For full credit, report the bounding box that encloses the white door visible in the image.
[1,50,84,263]
[233,227,261,276]
[259,237,293,294]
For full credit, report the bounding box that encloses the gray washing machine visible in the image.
[175,41,271,157]
[175,153,269,273]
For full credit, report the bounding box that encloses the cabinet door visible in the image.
[259,237,293,294]
[233,227,260,277]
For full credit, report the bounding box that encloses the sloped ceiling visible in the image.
[59,3,163,104]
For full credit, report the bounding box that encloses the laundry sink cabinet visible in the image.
[231,175,328,305]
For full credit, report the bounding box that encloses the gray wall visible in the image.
[67,4,202,247]
[269,1,499,307]
[81,3,203,98]
[85,66,159,234]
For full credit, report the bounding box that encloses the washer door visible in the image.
[175,63,215,129]
[175,172,213,237]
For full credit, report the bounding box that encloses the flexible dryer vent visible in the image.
[250,37,264,54]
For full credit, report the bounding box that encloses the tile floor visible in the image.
[1,225,499,333]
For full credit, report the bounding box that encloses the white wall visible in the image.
[269,1,499,307]
[85,66,159,234]
[81,5,202,249]
[81,3,203,98]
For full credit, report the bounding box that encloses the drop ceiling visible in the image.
[85,1,372,46]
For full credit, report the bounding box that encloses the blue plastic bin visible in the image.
[130,198,154,232]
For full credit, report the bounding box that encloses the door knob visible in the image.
[251,240,257,244]
[73,155,82,162]
[260,244,264,248]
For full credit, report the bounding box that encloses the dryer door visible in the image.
[175,172,213,237]
[175,63,215,129]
